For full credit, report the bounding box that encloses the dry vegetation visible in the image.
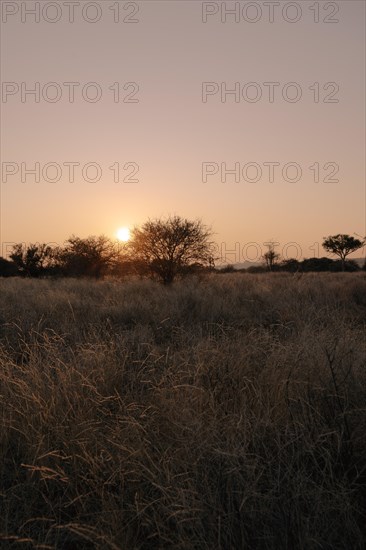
[0,273,365,549]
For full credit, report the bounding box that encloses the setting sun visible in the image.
[116,227,131,242]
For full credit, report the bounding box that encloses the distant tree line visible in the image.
[0,217,216,283]
[0,221,365,283]
[225,234,366,274]
[240,257,363,274]
[235,234,366,273]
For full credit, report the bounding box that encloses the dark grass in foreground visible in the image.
[0,273,365,549]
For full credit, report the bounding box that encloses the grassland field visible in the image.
[0,272,365,549]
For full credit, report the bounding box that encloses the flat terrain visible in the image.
[0,273,365,549]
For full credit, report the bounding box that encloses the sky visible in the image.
[1,0,365,264]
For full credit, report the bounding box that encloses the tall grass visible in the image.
[0,273,365,549]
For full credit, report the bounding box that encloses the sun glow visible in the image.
[116,227,131,242]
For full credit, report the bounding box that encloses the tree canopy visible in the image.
[57,235,120,278]
[9,243,53,277]
[322,234,365,270]
[128,216,216,284]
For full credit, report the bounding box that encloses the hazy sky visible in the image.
[1,0,365,263]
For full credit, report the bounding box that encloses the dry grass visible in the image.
[0,273,365,549]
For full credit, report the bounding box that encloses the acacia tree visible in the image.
[263,241,280,271]
[128,216,216,284]
[322,234,365,271]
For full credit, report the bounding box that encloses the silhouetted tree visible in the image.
[263,241,280,271]
[10,243,53,277]
[322,234,365,271]
[128,216,216,284]
[58,236,119,278]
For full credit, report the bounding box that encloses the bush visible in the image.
[0,257,18,277]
